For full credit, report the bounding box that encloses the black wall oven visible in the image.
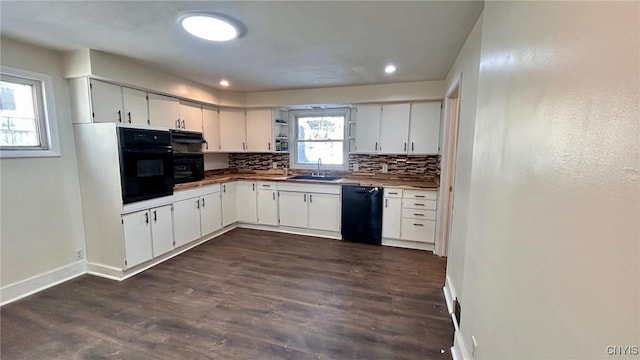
[118,127,174,204]
[172,153,204,184]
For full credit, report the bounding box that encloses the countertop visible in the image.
[174,172,439,191]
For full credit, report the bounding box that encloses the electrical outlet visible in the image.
[74,248,83,261]
[472,336,478,359]
[272,162,278,169]
[352,163,359,172]
[381,164,388,173]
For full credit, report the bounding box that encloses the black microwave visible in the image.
[173,153,204,184]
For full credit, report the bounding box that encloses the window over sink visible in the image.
[290,108,349,170]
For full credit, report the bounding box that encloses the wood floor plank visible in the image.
[1,228,453,359]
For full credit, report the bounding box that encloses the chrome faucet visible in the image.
[313,158,324,177]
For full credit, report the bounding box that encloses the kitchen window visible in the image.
[0,66,60,158]
[291,108,350,170]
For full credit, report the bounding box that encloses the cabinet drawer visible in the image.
[403,190,437,200]
[384,188,403,198]
[257,181,278,190]
[401,219,435,243]
[402,209,436,220]
[402,199,436,210]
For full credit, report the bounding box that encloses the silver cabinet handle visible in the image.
[181,119,185,129]
[375,142,378,151]
[411,142,415,152]
[176,119,180,128]
[153,210,157,222]
[252,183,255,191]
[201,198,205,207]
[117,110,122,122]
[268,142,271,150]
[413,223,424,227]
[303,194,307,202]
[415,203,425,206]
[309,194,312,203]
[127,112,132,123]
[144,212,149,224]
[262,184,271,188]
[404,142,407,152]
[385,198,388,208]
[389,192,398,195]
[415,195,426,198]
[272,192,276,200]
[196,199,200,209]
[414,213,425,217]
[223,184,226,192]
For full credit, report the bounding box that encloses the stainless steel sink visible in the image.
[287,175,342,182]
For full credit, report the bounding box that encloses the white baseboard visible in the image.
[453,329,472,360]
[0,260,86,306]
[238,223,342,240]
[444,275,471,360]
[382,238,435,251]
[443,274,456,315]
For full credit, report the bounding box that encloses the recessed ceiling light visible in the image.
[219,80,230,87]
[179,13,240,42]
[385,64,397,74]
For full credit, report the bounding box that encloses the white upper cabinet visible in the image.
[90,79,124,123]
[353,105,381,153]
[246,109,274,152]
[219,110,247,152]
[379,103,411,154]
[179,102,203,132]
[409,102,441,155]
[148,93,181,130]
[202,107,220,152]
[122,87,149,126]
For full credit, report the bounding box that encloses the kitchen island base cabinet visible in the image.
[122,210,153,268]
[307,193,340,232]
[173,198,202,248]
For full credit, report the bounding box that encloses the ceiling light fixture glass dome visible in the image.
[179,13,240,42]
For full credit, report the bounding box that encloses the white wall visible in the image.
[454,2,640,358]
[0,38,86,287]
[443,15,483,302]
[245,80,445,107]
[204,153,229,171]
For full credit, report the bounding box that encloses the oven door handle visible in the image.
[121,148,172,154]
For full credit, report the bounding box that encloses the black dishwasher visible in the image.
[341,185,383,245]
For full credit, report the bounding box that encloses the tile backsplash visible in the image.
[229,152,440,177]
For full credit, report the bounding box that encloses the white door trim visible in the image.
[435,73,462,256]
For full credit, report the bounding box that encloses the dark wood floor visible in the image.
[1,229,453,359]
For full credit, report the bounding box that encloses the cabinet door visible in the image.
[150,205,174,257]
[202,108,220,152]
[219,110,246,152]
[379,103,410,154]
[122,87,148,126]
[400,219,436,243]
[90,79,123,123]
[237,181,258,223]
[173,197,202,247]
[200,192,222,236]
[353,105,381,153]
[246,109,274,152]
[122,210,153,268]
[409,102,441,155]
[382,197,402,239]
[307,193,340,232]
[257,190,278,226]
[148,93,181,130]
[278,191,308,228]
[179,102,203,132]
[221,182,238,226]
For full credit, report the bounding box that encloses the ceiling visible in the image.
[0,1,483,92]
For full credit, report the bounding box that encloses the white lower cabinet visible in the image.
[200,192,222,236]
[221,182,238,226]
[122,210,153,268]
[173,197,202,247]
[278,191,308,228]
[400,218,436,243]
[257,189,278,226]
[382,197,402,239]
[150,205,174,257]
[307,193,340,231]
[237,181,258,223]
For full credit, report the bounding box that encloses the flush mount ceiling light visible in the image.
[384,64,397,74]
[219,79,230,87]
[179,13,240,41]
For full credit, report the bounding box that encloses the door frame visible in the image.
[435,73,462,256]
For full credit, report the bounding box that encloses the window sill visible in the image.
[1,149,61,159]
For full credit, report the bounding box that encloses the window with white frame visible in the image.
[291,108,349,170]
[0,67,59,157]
